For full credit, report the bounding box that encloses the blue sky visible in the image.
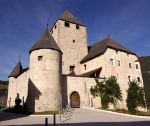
[0,0,150,80]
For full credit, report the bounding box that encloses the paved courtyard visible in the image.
[0,108,150,126]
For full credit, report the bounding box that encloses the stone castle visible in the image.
[7,9,144,112]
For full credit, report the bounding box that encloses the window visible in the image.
[55,25,57,29]
[51,30,53,34]
[38,56,43,61]
[70,66,75,72]
[117,60,121,66]
[73,40,75,42]
[65,22,69,27]
[128,76,132,82]
[129,63,132,68]
[116,50,119,54]
[110,59,114,65]
[136,63,139,69]
[84,64,86,70]
[137,77,140,82]
[76,24,79,29]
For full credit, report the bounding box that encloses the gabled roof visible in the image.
[59,9,85,26]
[80,37,136,63]
[29,26,62,54]
[79,67,102,77]
[9,61,22,78]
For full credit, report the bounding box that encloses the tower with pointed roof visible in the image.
[7,60,22,106]
[50,9,88,75]
[27,26,62,112]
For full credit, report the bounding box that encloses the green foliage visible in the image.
[105,76,122,102]
[90,79,105,98]
[0,80,9,85]
[139,56,150,109]
[101,93,110,109]
[90,76,122,109]
[126,80,146,114]
[0,84,8,96]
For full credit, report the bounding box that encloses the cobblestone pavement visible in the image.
[0,108,150,126]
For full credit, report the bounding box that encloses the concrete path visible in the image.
[0,108,150,126]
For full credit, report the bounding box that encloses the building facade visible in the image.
[7,9,144,112]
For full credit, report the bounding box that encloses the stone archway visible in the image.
[70,91,80,108]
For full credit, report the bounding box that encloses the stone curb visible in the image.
[83,107,150,119]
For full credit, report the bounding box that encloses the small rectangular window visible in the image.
[84,64,86,70]
[117,60,121,66]
[55,25,57,29]
[76,25,79,29]
[128,76,131,82]
[136,64,139,69]
[70,66,75,72]
[51,30,53,34]
[73,40,75,42]
[129,63,132,68]
[137,77,140,82]
[38,56,43,61]
[65,22,69,27]
[110,59,114,65]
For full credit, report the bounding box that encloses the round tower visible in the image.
[27,26,62,112]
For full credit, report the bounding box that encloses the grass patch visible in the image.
[98,108,150,116]
[2,107,61,115]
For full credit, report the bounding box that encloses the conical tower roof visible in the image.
[29,26,62,54]
[9,60,22,78]
[59,9,85,26]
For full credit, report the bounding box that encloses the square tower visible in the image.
[50,9,88,75]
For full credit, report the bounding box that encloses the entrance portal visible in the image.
[70,91,80,108]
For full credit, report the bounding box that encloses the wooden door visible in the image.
[70,92,80,108]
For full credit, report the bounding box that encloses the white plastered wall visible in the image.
[7,70,29,107]
[27,49,62,112]
[62,76,103,108]
[80,48,144,109]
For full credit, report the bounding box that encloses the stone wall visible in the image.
[7,70,29,107]
[27,49,62,112]
[51,20,88,75]
[62,75,103,108]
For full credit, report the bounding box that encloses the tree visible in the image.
[90,76,122,109]
[126,80,146,114]
[105,76,122,109]
[90,80,106,107]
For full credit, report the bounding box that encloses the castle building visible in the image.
[7,9,144,112]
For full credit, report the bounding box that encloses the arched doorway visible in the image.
[70,91,80,108]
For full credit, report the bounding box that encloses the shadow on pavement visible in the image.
[2,121,150,126]
[0,111,29,122]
